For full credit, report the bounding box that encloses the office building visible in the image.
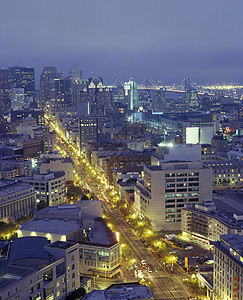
[0,179,36,222]
[11,108,45,126]
[213,234,243,300]
[79,116,98,152]
[203,160,243,186]
[79,78,113,115]
[0,69,13,120]
[0,237,80,300]
[40,66,61,109]
[39,157,74,186]
[9,66,35,100]
[134,161,212,231]
[69,67,82,83]
[18,201,121,278]
[17,171,66,207]
[10,88,25,110]
[186,126,214,144]
[182,193,243,246]
[124,78,139,111]
[54,78,72,107]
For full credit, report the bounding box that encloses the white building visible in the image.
[213,234,243,300]
[0,237,80,300]
[17,171,66,207]
[0,179,36,222]
[134,161,212,231]
[18,201,121,278]
[39,157,74,186]
[186,126,214,145]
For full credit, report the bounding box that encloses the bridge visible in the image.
[112,76,201,92]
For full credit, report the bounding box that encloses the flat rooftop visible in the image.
[185,190,243,228]
[0,180,33,197]
[47,241,77,249]
[20,219,81,235]
[82,283,153,299]
[86,218,117,247]
[0,261,33,290]
[34,205,80,220]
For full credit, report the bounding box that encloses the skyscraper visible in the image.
[69,67,82,83]
[0,69,13,118]
[11,88,25,110]
[54,78,72,107]
[39,66,61,109]
[9,66,35,100]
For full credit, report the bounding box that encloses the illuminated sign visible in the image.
[233,275,238,299]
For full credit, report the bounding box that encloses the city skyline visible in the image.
[1,0,243,85]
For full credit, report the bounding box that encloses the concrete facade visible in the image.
[134,161,212,231]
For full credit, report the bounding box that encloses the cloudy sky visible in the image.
[0,0,243,85]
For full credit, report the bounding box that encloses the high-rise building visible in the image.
[0,69,13,119]
[124,78,139,111]
[54,78,72,107]
[39,66,61,110]
[69,67,82,83]
[79,78,113,115]
[11,88,25,110]
[9,66,35,100]
[79,116,98,152]
[134,161,212,230]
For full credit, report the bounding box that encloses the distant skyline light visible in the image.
[1,0,243,85]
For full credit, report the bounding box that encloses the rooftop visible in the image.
[47,241,77,249]
[0,261,33,290]
[0,180,33,197]
[20,219,81,235]
[82,282,153,300]
[184,191,243,229]
[9,237,50,263]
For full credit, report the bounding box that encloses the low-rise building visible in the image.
[134,161,212,231]
[0,237,80,300]
[203,160,243,186]
[17,171,66,207]
[82,282,154,300]
[0,179,36,222]
[213,234,243,300]
[18,201,121,278]
[182,192,243,246]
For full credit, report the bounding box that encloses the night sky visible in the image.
[1,0,243,85]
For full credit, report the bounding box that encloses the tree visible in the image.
[66,287,86,300]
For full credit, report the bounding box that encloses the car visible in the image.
[185,245,193,250]
[147,268,152,273]
[205,259,214,264]
[192,255,199,259]
[169,250,177,254]
[141,260,146,266]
